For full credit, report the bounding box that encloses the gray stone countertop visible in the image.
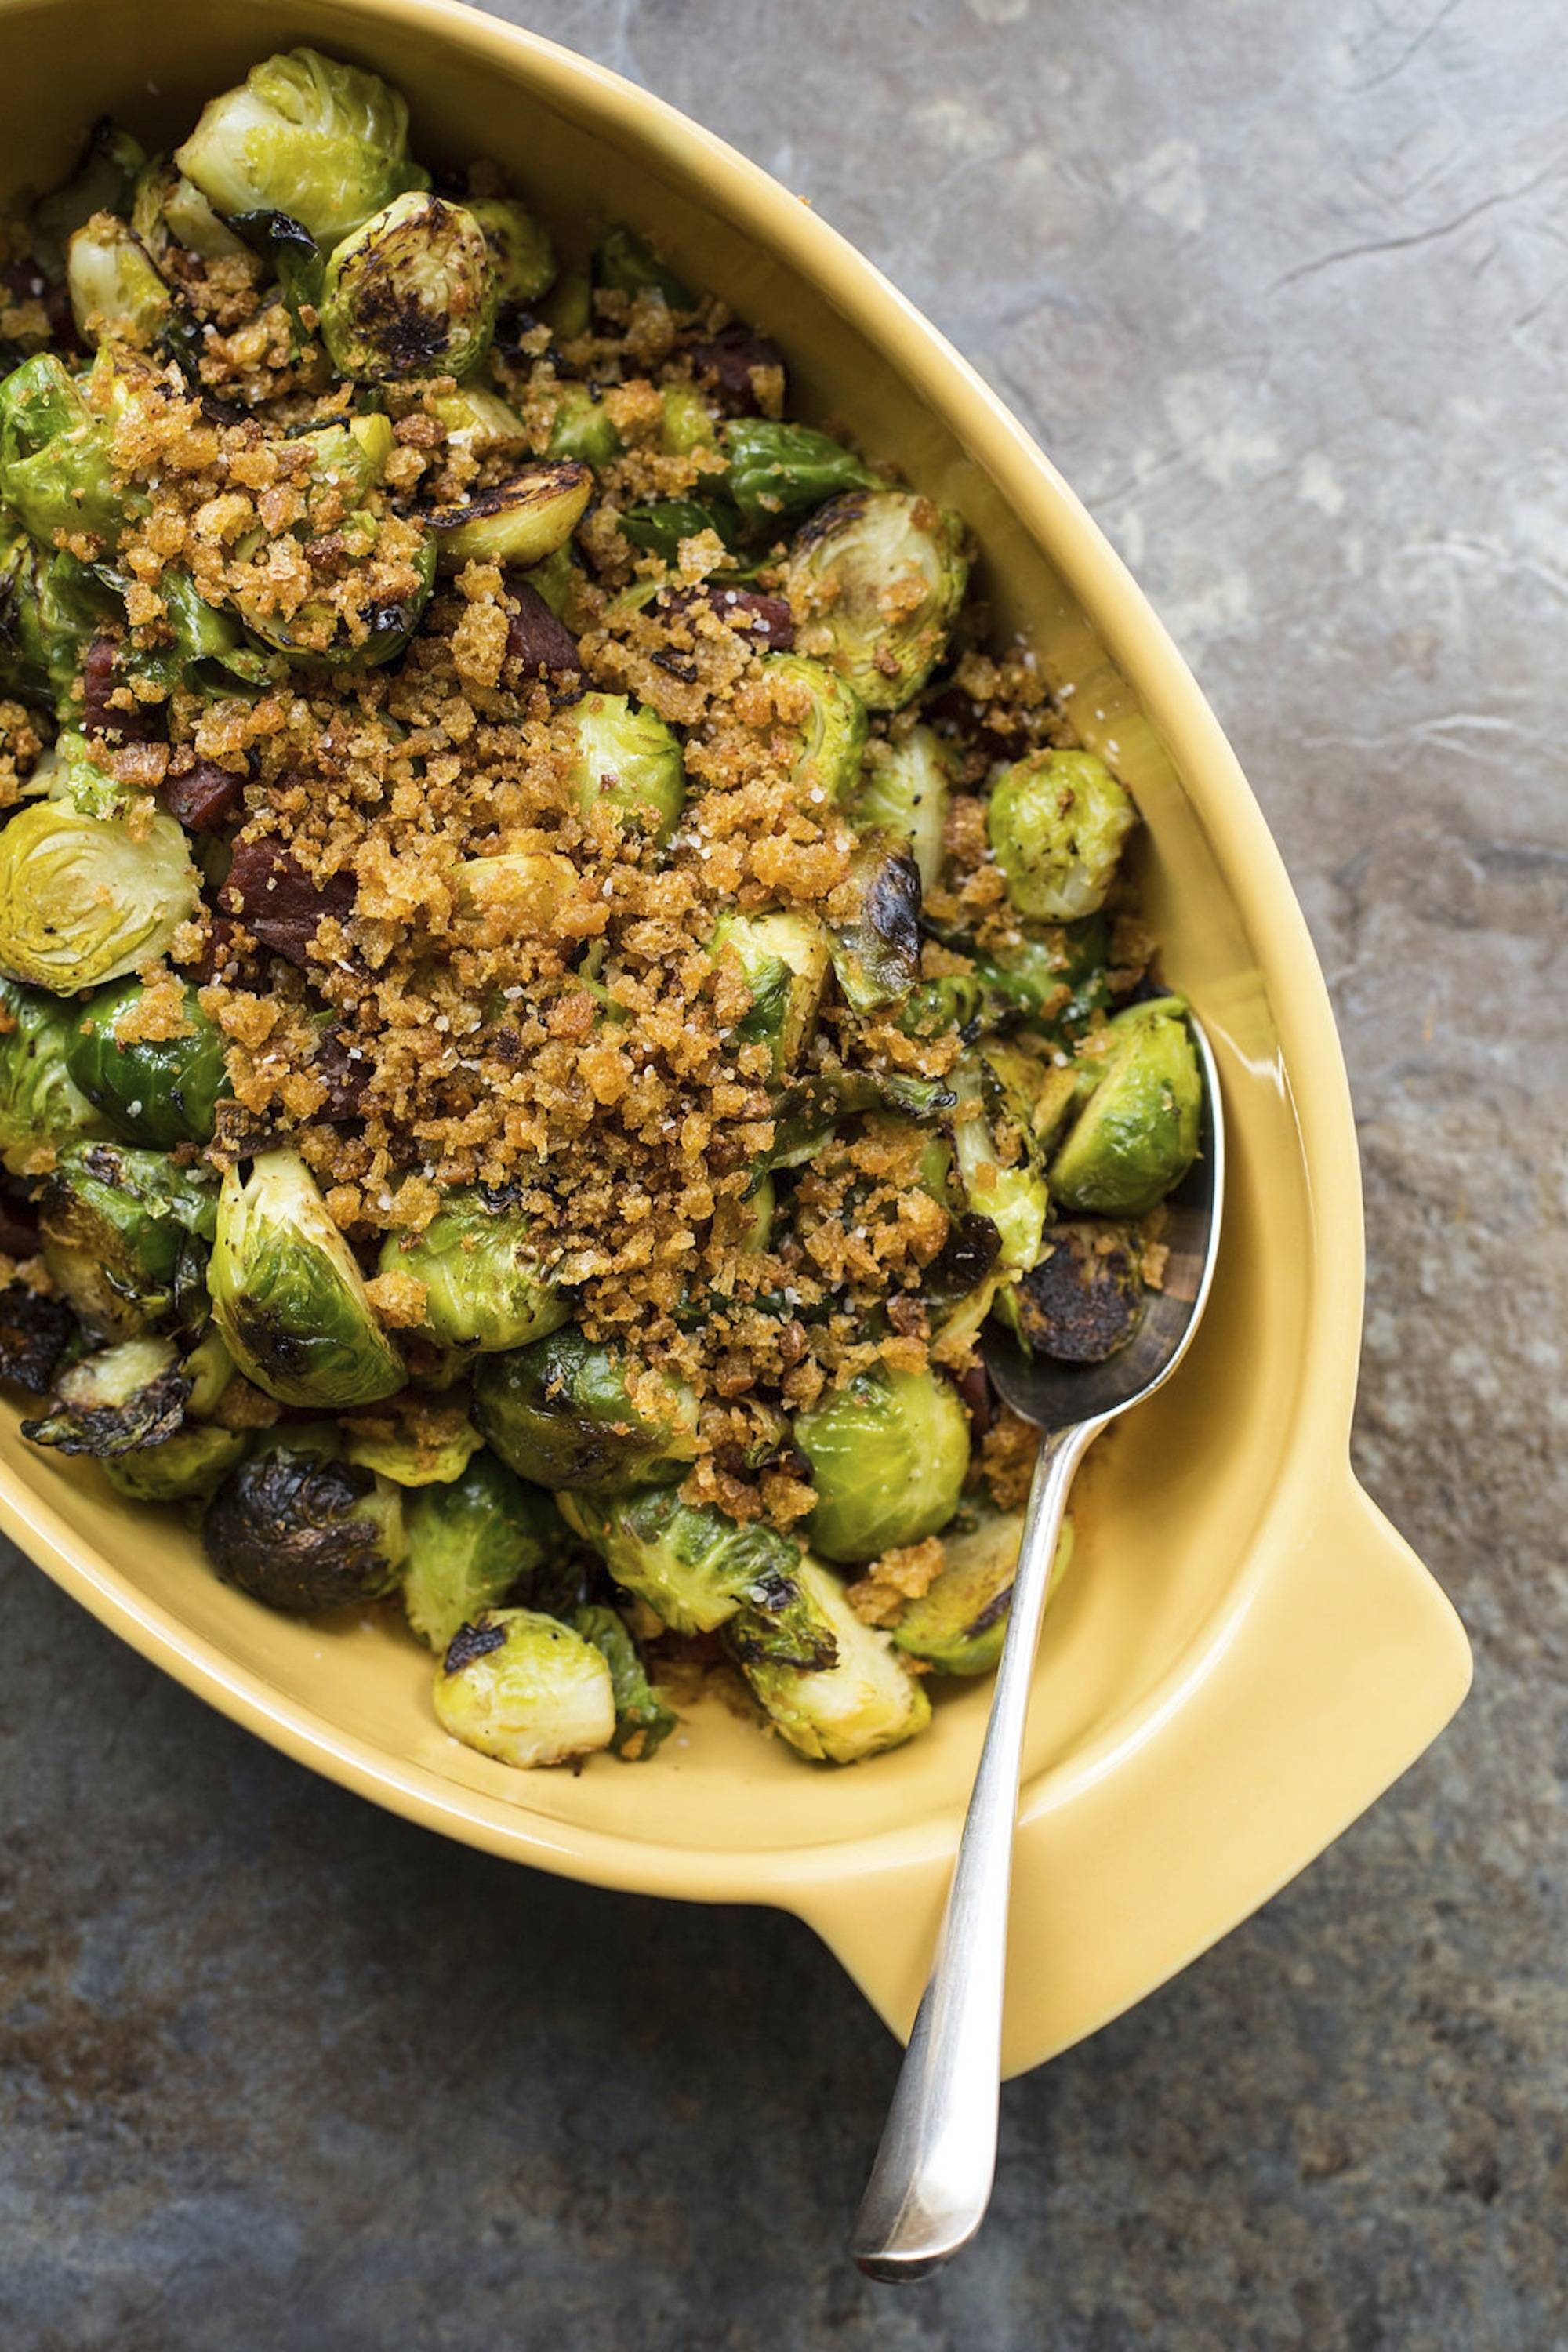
[2,2,1563,2344]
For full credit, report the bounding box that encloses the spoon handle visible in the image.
[851,1417,1097,2281]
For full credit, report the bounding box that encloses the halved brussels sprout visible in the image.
[341,1391,483,1487]
[570,1603,677,1760]
[592,225,693,309]
[174,48,428,249]
[430,383,529,467]
[711,909,830,1076]
[795,1363,971,1564]
[377,1186,571,1356]
[756,653,867,801]
[659,384,717,457]
[131,158,247,263]
[426,459,591,569]
[467,194,555,305]
[103,1421,249,1504]
[29,118,146,281]
[1010,1221,1145,1361]
[786,489,968,712]
[1050,1002,1202,1216]
[434,1607,615,1769]
[0,800,201,995]
[321,191,497,382]
[560,1483,806,1637]
[891,1508,1074,1677]
[0,977,114,1174]
[64,977,230,1147]
[210,1149,405,1408]
[722,419,877,535]
[453,848,579,941]
[544,383,622,467]
[986,749,1136,924]
[853,725,953,893]
[202,1425,407,1613]
[949,1040,1053,1279]
[561,691,685,848]
[38,1141,216,1340]
[0,1282,78,1397]
[0,351,132,551]
[474,1327,699,1491]
[826,835,922,1014]
[66,214,172,349]
[402,1450,571,1653]
[21,1332,187,1456]
[735,1555,931,1764]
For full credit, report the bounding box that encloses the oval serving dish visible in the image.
[0,0,1470,2075]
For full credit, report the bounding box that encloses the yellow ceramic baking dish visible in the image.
[0,0,1470,2075]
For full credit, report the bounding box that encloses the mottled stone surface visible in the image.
[2,2,1563,2344]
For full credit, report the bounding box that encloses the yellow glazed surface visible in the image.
[0,0,1470,2075]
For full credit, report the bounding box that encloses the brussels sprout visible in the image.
[320,191,498,382]
[341,1391,483,1487]
[853,725,953,892]
[786,489,968,712]
[430,383,529,466]
[1050,1003,1202,1215]
[38,1141,216,1339]
[570,1603,677,1760]
[434,1607,615,1769]
[722,419,877,535]
[0,1282,78,1396]
[21,1332,187,1456]
[377,1186,571,1356]
[209,1149,405,1408]
[131,158,247,263]
[181,1323,234,1417]
[64,977,230,1146]
[0,977,114,1174]
[0,527,114,709]
[426,459,591,569]
[153,565,283,693]
[891,1508,1074,1677]
[0,800,200,995]
[757,653,867,801]
[545,382,622,467]
[735,1555,931,1764]
[753,1065,956,1188]
[453,848,579,941]
[102,1421,249,1504]
[949,1040,1054,1279]
[975,916,1112,1044]
[592,225,693,309]
[174,48,428,250]
[826,835,922,1014]
[1009,1221,1145,1361]
[986,749,1135,924]
[467,193,555,305]
[0,352,131,551]
[66,215,172,349]
[711,909,829,1076]
[541,265,592,342]
[659,384,717,457]
[29,118,146,281]
[561,1483,807,1637]
[474,1327,699,1491]
[795,1363,971,1565]
[561,691,685,847]
[202,1425,406,1613]
[402,1450,571,1652]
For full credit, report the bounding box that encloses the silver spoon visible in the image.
[853,1014,1225,2281]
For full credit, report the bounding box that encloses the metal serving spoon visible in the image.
[853,1014,1225,2281]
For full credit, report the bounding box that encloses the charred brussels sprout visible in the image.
[786,489,967,712]
[64,977,230,1146]
[949,1040,1054,1278]
[202,1425,406,1613]
[474,1327,699,1491]
[986,749,1135,924]
[795,1363,971,1564]
[721,419,877,535]
[402,1450,571,1653]
[1050,1002,1202,1215]
[562,692,684,847]
[891,1508,1074,1677]
[1011,1221,1145,1361]
[757,653,867,800]
[38,1142,216,1339]
[570,1604,677,1759]
[174,48,428,249]
[735,1555,931,1764]
[22,1333,187,1456]
[210,1150,405,1408]
[561,1483,806,1637]
[427,459,591,569]
[0,800,200,994]
[0,352,132,551]
[0,978,114,1174]
[853,725,953,892]
[593,225,693,309]
[102,1421,249,1504]
[468,194,555,304]
[378,1187,570,1355]
[321,191,498,382]
[434,1607,615,1769]
[711,909,829,1076]
[826,836,922,1014]
[66,213,172,349]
